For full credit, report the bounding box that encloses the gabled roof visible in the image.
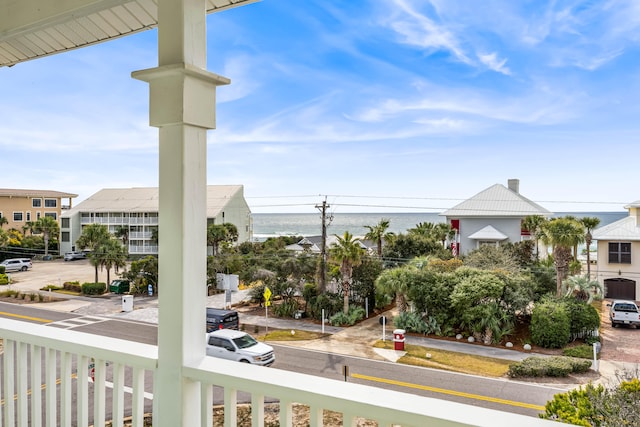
[441,183,551,218]
[0,0,257,68]
[592,216,640,241]
[63,185,246,217]
[0,188,77,198]
[468,225,508,241]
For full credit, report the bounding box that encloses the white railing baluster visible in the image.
[17,341,28,427]
[224,387,237,427]
[30,345,42,427]
[251,393,264,427]
[310,405,323,427]
[45,348,57,427]
[279,399,293,427]
[132,366,146,426]
[77,354,89,427]
[112,363,125,427]
[60,352,72,427]
[3,339,15,427]
[201,382,213,427]
[94,359,106,427]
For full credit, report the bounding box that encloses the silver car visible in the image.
[64,251,87,261]
[206,329,275,366]
[0,258,32,272]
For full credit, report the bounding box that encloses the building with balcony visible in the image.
[60,185,252,255]
[0,188,77,232]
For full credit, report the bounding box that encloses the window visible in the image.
[61,231,70,242]
[26,212,31,221]
[45,212,57,220]
[13,212,23,221]
[36,212,41,220]
[609,242,631,264]
[44,199,57,208]
[61,218,70,228]
[32,198,42,208]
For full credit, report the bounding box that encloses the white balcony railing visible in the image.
[0,317,559,427]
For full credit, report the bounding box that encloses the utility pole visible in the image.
[316,197,332,293]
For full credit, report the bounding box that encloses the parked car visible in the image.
[205,329,275,366]
[0,258,32,272]
[64,251,87,261]
[206,308,239,332]
[608,300,640,328]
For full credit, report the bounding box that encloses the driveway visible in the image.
[598,299,640,364]
[5,258,101,293]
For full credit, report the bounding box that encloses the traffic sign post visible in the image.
[263,287,272,333]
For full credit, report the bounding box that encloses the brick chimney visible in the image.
[508,179,520,193]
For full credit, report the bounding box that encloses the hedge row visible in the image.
[507,356,592,378]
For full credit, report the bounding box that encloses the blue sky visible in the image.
[1,0,638,214]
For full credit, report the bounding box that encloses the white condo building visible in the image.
[60,185,252,255]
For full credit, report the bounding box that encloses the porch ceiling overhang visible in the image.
[468,225,508,241]
[0,0,257,68]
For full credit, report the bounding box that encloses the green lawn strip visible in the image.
[374,340,512,377]
[261,329,329,341]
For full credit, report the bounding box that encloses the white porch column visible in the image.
[132,0,229,425]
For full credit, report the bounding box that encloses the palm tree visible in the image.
[329,231,365,314]
[98,239,128,289]
[522,215,547,261]
[32,216,60,257]
[207,224,228,256]
[580,217,601,279]
[408,222,435,237]
[540,218,585,296]
[375,267,410,313]
[562,275,603,303]
[432,222,455,248]
[114,225,130,247]
[364,218,393,257]
[0,228,8,247]
[0,216,8,229]
[76,223,111,284]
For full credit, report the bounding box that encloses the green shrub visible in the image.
[393,311,439,335]
[81,282,106,295]
[565,298,600,340]
[307,292,342,321]
[563,344,598,359]
[530,299,570,348]
[63,281,82,293]
[0,289,18,298]
[508,356,592,378]
[0,265,5,274]
[272,299,300,317]
[41,284,62,291]
[0,274,8,285]
[330,307,365,326]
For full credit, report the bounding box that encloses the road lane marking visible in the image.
[351,373,546,411]
[0,311,52,323]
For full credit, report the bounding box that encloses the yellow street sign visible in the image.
[263,286,272,307]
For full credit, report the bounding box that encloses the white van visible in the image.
[205,329,275,366]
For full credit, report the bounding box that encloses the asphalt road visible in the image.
[0,302,565,420]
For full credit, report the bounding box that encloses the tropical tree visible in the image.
[0,216,8,229]
[540,218,585,296]
[522,215,547,261]
[562,275,603,303]
[364,218,393,257]
[32,216,60,257]
[0,228,8,247]
[97,238,128,289]
[207,223,238,256]
[114,225,130,247]
[76,223,111,284]
[408,222,435,237]
[432,222,456,248]
[580,216,601,279]
[375,266,411,313]
[329,232,365,314]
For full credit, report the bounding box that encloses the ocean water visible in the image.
[251,211,627,241]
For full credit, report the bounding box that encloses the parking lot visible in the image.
[5,258,114,293]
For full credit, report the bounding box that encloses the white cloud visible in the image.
[477,52,511,75]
